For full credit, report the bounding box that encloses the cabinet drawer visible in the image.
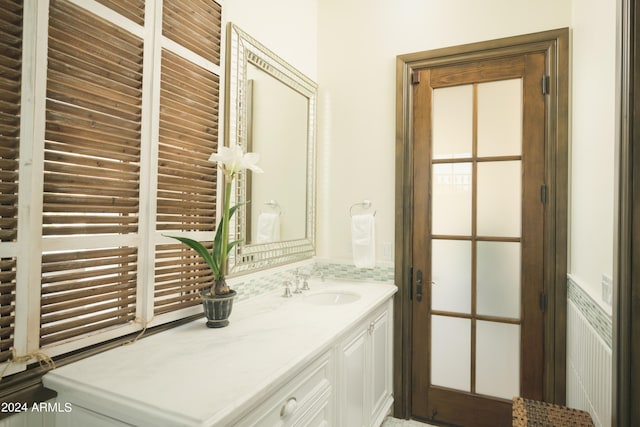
[234,351,333,427]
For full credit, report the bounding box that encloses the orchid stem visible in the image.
[220,178,233,278]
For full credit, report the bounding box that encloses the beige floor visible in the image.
[381,416,437,427]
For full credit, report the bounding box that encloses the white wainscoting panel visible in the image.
[567,298,612,427]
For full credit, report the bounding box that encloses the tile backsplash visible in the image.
[229,260,395,303]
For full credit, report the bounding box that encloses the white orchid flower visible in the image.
[209,144,263,177]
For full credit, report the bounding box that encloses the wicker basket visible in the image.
[512,397,594,426]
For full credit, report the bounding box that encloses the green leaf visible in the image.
[163,235,220,278]
[228,203,242,219]
[227,239,243,255]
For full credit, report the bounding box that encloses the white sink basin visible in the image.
[303,291,360,305]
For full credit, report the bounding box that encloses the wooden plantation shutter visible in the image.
[154,0,221,315]
[156,50,218,233]
[41,0,143,347]
[0,0,22,363]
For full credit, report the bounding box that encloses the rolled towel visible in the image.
[351,213,375,268]
[256,212,280,243]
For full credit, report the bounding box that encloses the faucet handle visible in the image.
[310,265,325,282]
[283,281,293,298]
[299,272,310,291]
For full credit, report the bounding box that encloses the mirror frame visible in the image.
[225,23,318,274]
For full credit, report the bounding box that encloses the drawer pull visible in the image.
[280,397,298,418]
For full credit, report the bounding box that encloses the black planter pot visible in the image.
[201,290,236,328]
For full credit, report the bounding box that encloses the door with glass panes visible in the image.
[411,53,546,426]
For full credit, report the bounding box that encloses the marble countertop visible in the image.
[43,279,397,426]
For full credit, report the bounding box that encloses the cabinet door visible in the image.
[369,306,393,426]
[337,300,394,427]
[340,328,368,427]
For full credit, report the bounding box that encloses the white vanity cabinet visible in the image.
[43,281,396,427]
[336,298,393,427]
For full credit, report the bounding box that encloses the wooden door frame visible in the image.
[614,0,639,425]
[393,28,570,417]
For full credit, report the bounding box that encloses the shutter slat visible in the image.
[42,293,137,321]
[43,246,137,263]
[157,190,215,204]
[49,1,144,59]
[155,273,211,290]
[47,78,141,121]
[157,160,216,180]
[154,299,202,316]
[41,283,135,306]
[156,224,214,231]
[46,102,141,133]
[47,39,143,88]
[43,202,138,215]
[158,133,216,156]
[42,225,138,236]
[45,131,141,161]
[159,120,216,144]
[160,71,218,105]
[162,0,221,64]
[162,5,219,60]
[40,310,137,347]
[94,0,145,26]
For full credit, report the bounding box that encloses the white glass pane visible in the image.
[477,79,523,157]
[476,321,520,399]
[432,163,472,236]
[431,315,471,392]
[432,240,471,314]
[477,161,521,237]
[433,85,473,159]
[477,242,521,319]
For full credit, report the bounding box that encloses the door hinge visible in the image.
[540,184,547,205]
[412,70,421,85]
[541,75,550,95]
[416,269,423,302]
[409,266,414,300]
[540,292,547,313]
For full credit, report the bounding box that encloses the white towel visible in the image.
[351,213,375,268]
[256,212,280,243]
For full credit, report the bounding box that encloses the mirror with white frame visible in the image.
[225,23,317,274]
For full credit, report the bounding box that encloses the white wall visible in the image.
[566,3,616,424]
[316,0,573,264]
[224,0,318,80]
[569,0,617,311]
